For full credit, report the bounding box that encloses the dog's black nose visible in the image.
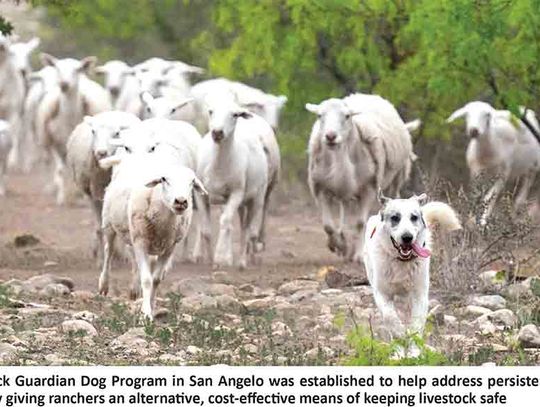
[401,233,413,244]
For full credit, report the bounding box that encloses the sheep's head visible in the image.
[9,37,40,80]
[95,60,130,99]
[129,58,173,96]
[306,98,359,148]
[145,166,208,215]
[206,99,252,144]
[240,94,287,132]
[140,91,193,120]
[447,101,495,139]
[41,53,96,94]
[84,114,139,161]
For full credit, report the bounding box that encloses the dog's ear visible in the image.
[412,193,428,205]
[377,188,390,206]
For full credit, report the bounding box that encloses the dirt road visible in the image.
[0,167,338,295]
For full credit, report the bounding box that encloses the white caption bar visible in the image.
[0,366,538,406]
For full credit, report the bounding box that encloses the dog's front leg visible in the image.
[409,268,429,335]
[372,289,406,339]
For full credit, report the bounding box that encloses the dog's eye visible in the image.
[390,214,400,223]
[411,214,419,222]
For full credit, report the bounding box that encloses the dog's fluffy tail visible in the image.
[422,201,461,231]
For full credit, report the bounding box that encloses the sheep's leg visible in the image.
[51,148,66,205]
[128,250,141,300]
[351,189,377,264]
[98,228,116,296]
[90,198,104,262]
[514,174,534,213]
[214,191,243,268]
[319,193,346,256]
[193,193,213,263]
[7,113,21,170]
[388,168,406,198]
[480,177,506,226]
[257,182,274,253]
[133,243,154,320]
[0,158,7,196]
[238,204,247,245]
[181,216,195,263]
[246,194,265,267]
[151,246,176,310]
[238,200,259,269]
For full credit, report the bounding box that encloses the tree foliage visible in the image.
[27,0,540,140]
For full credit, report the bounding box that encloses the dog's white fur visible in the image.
[363,194,461,340]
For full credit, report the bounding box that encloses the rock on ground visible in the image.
[517,325,540,348]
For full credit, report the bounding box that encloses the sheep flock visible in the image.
[1,32,539,320]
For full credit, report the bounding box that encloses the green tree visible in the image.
[28,0,540,169]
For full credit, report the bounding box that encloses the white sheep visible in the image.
[36,53,112,204]
[22,66,58,169]
[306,93,415,263]
[194,98,270,268]
[0,34,25,170]
[132,57,204,97]
[190,78,287,133]
[447,101,540,224]
[139,91,195,124]
[0,120,12,195]
[99,147,207,319]
[94,60,131,106]
[9,37,40,83]
[66,111,141,259]
[101,117,203,265]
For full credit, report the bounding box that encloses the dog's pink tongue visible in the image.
[412,242,431,258]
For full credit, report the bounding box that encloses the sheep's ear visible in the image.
[412,193,428,205]
[140,91,154,106]
[405,119,422,132]
[171,97,194,112]
[79,56,97,73]
[83,115,94,127]
[123,68,136,77]
[28,72,42,83]
[192,176,208,196]
[184,64,205,75]
[305,103,320,115]
[40,53,57,67]
[347,108,362,117]
[242,101,264,110]
[109,139,125,147]
[145,176,166,188]
[27,37,40,51]
[447,106,468,123]
[94,65,106,75]
[234,109,252,120]
[377,188,391,206]
[276,95,287,107]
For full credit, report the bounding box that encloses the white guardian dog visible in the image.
[363,192,461,341]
